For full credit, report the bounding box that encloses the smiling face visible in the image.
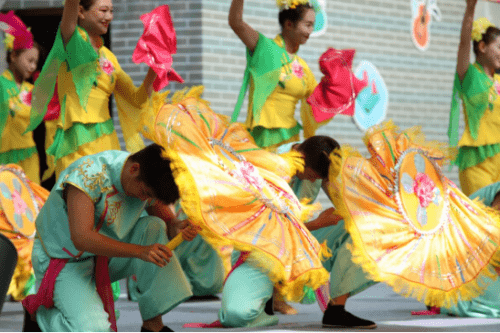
[482,36,500,70]
[288,8,315,45]
[79,0,113,36]
[10,47,39,81]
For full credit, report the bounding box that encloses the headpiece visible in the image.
[0,11,34,52]
[276,0,310,10]
[472,17,495,42]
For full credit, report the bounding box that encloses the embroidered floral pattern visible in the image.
[291,59,304,79]
[18,90,31,106]
[12,188,28,215]
[413,173,435,208]
[230,161,265,191]
[99,56,114,75]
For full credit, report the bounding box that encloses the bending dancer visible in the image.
[229,0,327,152]
[26,0,157,180]
[275,137,377,328]
[0,12,41,184]
[22,144,199,332]
[449,0,500,195]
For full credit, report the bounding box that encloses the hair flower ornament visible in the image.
[472,17,495,42]
[276,0,310,10]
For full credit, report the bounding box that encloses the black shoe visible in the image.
[185,295,221,302]
[22,308,41,332]
[322,305,376,329]
[264,295,274,316]
[140,325,173,332]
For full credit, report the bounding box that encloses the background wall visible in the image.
[2,0,495,207]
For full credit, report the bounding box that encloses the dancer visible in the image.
[448,0,500,195]
[441,182,500,318]
[26,0,157,180]
[0,11,41,184]
[150,88,330,328]
[22,144,199,332]
[0,165,49,302]
[230,0,327,152]
[276,137,377,328]
[330,121,500,308]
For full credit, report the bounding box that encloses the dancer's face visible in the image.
[287,8,315,45]
[10,48,39,81]
[480,36,500,70]
[121,162,156,202]
[79,0,113,36]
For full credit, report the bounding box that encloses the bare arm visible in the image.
[66,185,172,267]
[457,0,478,81]
[228,0,260,52]
[305,207,343,231]
[60,0,81,45]
[143,67,157,97]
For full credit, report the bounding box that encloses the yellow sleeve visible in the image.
[300,61,328,138]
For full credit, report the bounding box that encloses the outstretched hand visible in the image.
[138,243,172,267]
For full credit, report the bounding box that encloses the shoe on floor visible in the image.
[140,325,173,332]
[322,304,376,329]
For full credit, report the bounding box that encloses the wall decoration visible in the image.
[310,0,327,37]
[353,61,388,131]
[411,0,441,51]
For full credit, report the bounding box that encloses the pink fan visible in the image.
[0,11,33,50]
[307,48,369,122]
[132,5,184,92]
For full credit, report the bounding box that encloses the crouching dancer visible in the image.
[22,144,198,332]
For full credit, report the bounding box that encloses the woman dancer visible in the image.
[26,0,157,179]
[230,0,327,152]
[0,12,41,184]
[448,0,500,195]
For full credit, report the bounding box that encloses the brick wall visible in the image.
[2,0,491,205]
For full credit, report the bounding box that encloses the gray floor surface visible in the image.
[1,282,500,332]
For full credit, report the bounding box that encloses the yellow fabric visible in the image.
[245,35,318,134]
[327,121,500,308]
[152,88,329,301]
[51,27,149,174]
[0,164,49,300]
[458,152,500,196]
[458,71,500,147]
[0,70,40,183]
[54,131,120,179]
[16,153,40,185]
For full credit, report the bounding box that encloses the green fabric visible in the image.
[26,26,99,133]
[0,71,18,144]
[232,33,291,123]
[312,221,376,299]
[448,63,494,147]
[441,182,500,318]
[219,253,278,328]
[46,118,115,160]
[33,218,193,331]
[251,123,301,148]
[0,146,37,165]
[456,144,500,171]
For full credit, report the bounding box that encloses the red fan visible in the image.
[132,5,184,92]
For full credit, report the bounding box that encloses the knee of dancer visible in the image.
[66,311,112,332]
[139,216,168,244]
[220,301,262,327]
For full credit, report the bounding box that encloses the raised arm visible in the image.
[229,0,260,52]
[457,0,478,81]
[60,0,81,45]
